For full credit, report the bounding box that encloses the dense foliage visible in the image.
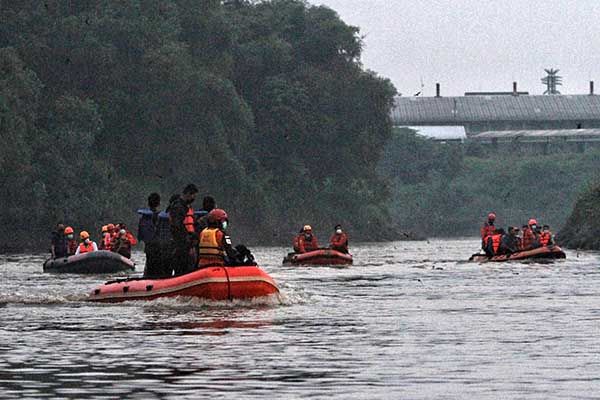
[557,183,600,250]
[0,0,397,251]
[379,129,600,238]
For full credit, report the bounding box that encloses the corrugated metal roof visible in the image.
[403,126,467,140]
[392,95,600,124]
[472,128,600,139]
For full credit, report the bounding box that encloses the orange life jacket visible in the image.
[491,234,502,254]
[481,223,495,240]
[78,242,95,254]
[102,234,112,250]
[125,231,137,246]
[330,233,348,251]
[198,228,225,267]
[184,207,195,233]
[522,228,536,249]
[539,231,551,246]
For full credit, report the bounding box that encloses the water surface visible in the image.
[1,240,599,399]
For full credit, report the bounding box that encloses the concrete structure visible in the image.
[392,82,600,135]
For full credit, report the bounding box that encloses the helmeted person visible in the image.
[116,223,137,246]
[539,225,554,247]
[485,228,505,257]
[65,226,78,256]
[198,208,239,268]
[75,231,98,255]
[112,229,132,259]
[196,195,216,233]
[138,192,172,278]
[498,226,520,255]
[50,223,68,259]
[522,218,541,250]
[480,212,497,250]
[107,223,118,243]
[168,184,199,275]
[329,224,349,253]
[99,225,111,250]
[298,225,319,253]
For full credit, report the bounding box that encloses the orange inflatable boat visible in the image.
[88,265,279,303]
[282,249,353,266]
[468,245,566,262]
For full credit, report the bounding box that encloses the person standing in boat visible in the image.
[75,231,98,254]
[198,208,239,268]
[138,192,173,277]
[50,223,68,259]
[329,225,349,253]
[480,212,497,251]
[168,184,199,275]
[65,226,78,256]
[498,227,519,255]
[298,225,319,253]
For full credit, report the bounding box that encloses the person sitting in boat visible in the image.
[298,225,319,253]
[198,208,239,268]
[99,225,112,250]
[116,223,137,247]
[329,224,349,253]
[480,212,497,250]
[498,226,519,255]
[539,225,554,247]
[105,224,119,250]
[50,223,68,259]
[484,228,504,256]
[75,231,98,254]
[112,229,133,259]
[65,226,78,256]
[522,219,541,251]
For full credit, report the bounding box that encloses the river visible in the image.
[1,239,599,399]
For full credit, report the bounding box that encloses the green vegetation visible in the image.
[0,0,397,251]
[557,183,600,249]
[379,128,600,238]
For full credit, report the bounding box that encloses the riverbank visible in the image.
[557,182,600,250]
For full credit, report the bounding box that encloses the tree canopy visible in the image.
[0,0,397,250]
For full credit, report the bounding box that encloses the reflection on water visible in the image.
[1,240,600,399]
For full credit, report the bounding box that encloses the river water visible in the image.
[1,239,599,399]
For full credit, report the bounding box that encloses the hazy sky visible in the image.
[311,0,600,96]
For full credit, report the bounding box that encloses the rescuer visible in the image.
[198,208,239,268]
[75,231,98,254]
[298,225,319,253]
[329,225,349,253]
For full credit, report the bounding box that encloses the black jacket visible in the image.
[499,234,519,254]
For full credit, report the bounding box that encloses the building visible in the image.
[391,83,600,136]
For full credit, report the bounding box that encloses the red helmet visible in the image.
[528,218,537,226]
[208,208,228,224]
[487,213,496,220]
